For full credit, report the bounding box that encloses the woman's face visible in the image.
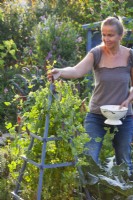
[101,25,122,49]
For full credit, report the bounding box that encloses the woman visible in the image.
[48,16,133,174]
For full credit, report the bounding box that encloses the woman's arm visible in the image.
[48,52,94,80]
[120,68,133,108]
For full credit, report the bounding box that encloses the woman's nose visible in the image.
[104,36,109,41]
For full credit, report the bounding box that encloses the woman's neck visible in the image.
[104,45,121,56]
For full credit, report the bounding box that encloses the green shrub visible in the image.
[33,15,85,66]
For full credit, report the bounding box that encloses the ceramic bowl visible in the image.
[100,105,128,125]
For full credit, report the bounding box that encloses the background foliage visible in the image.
[0,0,133,199]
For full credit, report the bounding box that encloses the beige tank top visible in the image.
[89,46,133,115]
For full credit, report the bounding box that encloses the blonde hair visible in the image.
[101,16,125,37]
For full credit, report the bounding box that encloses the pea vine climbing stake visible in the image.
[11,83,75,200]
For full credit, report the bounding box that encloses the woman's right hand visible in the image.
[47,68,62,82]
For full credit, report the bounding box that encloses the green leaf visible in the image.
[4,102,11,106]
[15,64,19,68]
[0,44,4,50]
[28,85,34,89]
[95,137,102,142]
[0,59,4,66]
[0,8,4,21]
[5,123,12,129]
[9,49,16,59]
[99,175,133,191]
[86,172,99,185]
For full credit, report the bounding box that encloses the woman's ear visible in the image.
[119,35,123,42]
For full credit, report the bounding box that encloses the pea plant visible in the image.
[6,80,90,200]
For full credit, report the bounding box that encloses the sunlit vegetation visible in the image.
[0,0,133,199]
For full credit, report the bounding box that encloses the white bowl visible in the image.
[100,105,128,125]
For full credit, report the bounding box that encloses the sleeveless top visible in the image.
[89,46,133,115]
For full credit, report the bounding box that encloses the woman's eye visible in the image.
[102,34,114,37]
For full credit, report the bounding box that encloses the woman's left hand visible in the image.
[119,99,130,109]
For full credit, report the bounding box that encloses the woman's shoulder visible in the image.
[90,45,102,54]
[121,45,132,53]
[122,46,133,66]
[128,48,133,61]
[89,45,103,68]
[119,46,133,61]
